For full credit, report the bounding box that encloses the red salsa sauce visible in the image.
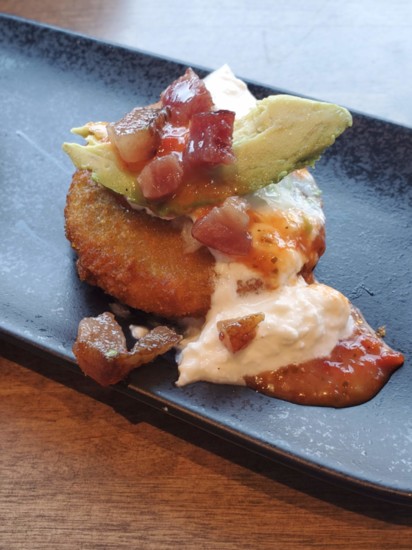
[244,309,404,407]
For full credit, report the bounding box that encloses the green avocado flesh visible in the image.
[62,141,144,203]
[232,95,352,191]
[63,95,352,217]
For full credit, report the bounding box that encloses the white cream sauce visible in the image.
[177,269,353,386]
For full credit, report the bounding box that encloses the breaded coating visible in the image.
[65,170,214,318]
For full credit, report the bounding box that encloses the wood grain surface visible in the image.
[1,2,412,548]
[2,341,412,549]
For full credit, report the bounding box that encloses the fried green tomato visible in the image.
[65,170,214,318]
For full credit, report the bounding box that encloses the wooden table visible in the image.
[1,2,412,548]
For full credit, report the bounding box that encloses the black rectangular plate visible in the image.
[1,15,411,504]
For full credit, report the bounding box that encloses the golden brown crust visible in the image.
[65,170,214,318]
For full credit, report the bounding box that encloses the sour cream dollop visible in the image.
[204,64,257,118]
[177,268,353,386]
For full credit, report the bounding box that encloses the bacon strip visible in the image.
[73,312,182,386]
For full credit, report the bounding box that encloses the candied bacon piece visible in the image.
[161,68,214,125]
[72,312,181,386]
[191,198,252,256]
[217,313,265,353]
[107,106,168,164]
[138,152,184,200]
[185,110,235,166]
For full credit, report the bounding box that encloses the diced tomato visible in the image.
[161,68,214,125]
[191,198,252,255]
[184,110,235,166]
[138,153,183,200]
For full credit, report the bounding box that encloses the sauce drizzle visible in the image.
[244,309,404,407]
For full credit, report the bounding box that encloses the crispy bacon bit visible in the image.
[185,110,235,166]
[191,198,252,256]
[107,106,168,164]
[72,312,181,386]
[161,68,214,125]
[138,152,184,200]
[217,313,265,353]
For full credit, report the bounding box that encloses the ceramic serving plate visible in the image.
[1,15,411,504]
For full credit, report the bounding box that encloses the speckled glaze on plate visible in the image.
[0,15,411,504]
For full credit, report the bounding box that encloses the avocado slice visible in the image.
[63,95,352,217]
[232,95,352,192]
[62,141,143,203]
